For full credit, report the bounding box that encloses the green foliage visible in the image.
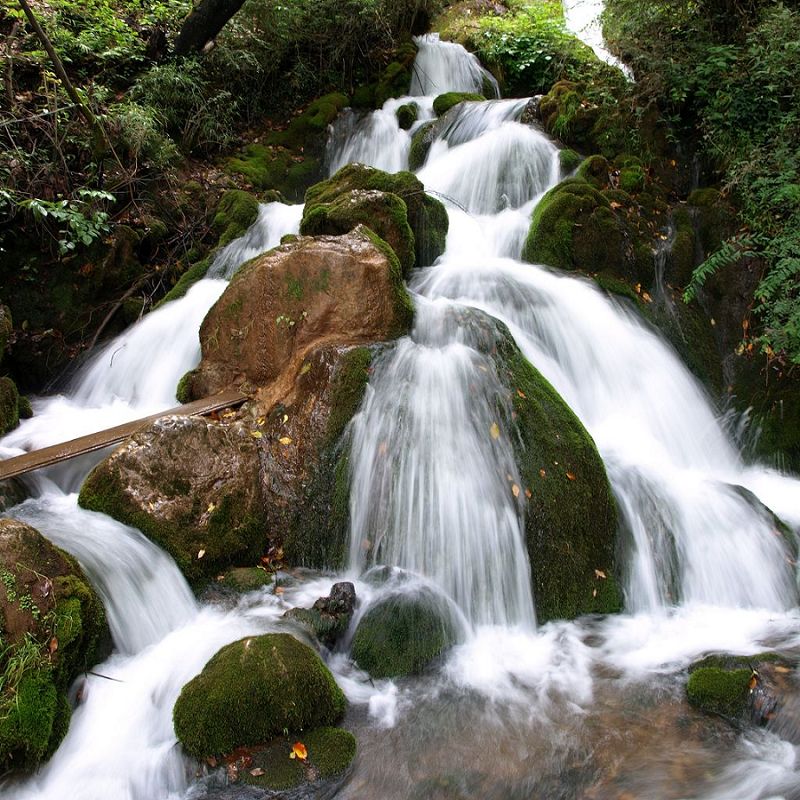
[607,0,800,363]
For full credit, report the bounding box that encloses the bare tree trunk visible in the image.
[174,0,248,57]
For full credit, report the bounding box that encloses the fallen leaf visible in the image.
[278,436,292,445]
[250,768,265,777]
[207,502,216,513]
[299,363,311,375]
[222,410,237,419]
[275,586,285,595]
[566,471,576,481]
[516,389,527,399]
[197,549,206,559]
[490,422,500,440]
[256,416,266,426]
[539,469,546,478]
[748,672,759,690]
[511,484,520,497]
[48,637,58,655]
[592,588,598,598]
[282,414,289,424]
[289,742,308,761]
[250,430,263,439]
[525,488,532,498]
[594,569,607,579]
[642,292,652,303]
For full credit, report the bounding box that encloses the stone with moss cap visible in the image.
[304,163,448,269]
[396,102,419,130]
[351,589,458,678]
[211,189,259,248]
[0,518,108,773]
[432,91,485,117]
[173,632,346,758]
[488,319,620,622]
[300,188,417,276]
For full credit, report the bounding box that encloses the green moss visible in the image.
[218,567,273,592]
[212,190,259,247]
[686,667,751,717]
[0,304,12,357]
[375,62,412,107]
[325,347,373,446]
[396,103,419,130]
[352,84,375,108]
[160,258,210,305]
[304,163,448,267]
[175,369,196,404]
[351,592,457,678]
[300,189,416,276]
[0,377,20,435]
[432,92,484,117]
[593,271,641,304]
[559,148,582,173]
[618,165,646,194]
[409,120,438,171]
[302,726,356,778]
[240,738,306,789]
[493,325,620,622]
[687,188,722,208]
[576,155,610,187]
[172,633,346,758]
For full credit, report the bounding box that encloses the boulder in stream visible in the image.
[173,632,346,758]
[0,518,108,773]
[284,581,357,650]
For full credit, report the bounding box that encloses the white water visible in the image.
[562,0,634,79]
[2,32,800,800]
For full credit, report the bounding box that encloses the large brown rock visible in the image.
[79,415,267,583]
[182,225,412,408]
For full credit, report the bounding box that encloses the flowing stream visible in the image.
[3,33,800,800]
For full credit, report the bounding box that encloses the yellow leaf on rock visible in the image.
[289,742,307,761]
[250,768,265,777]
[594,569,607,579]
[517,389,527,399]
[525,488,532,499]
[490,422,500,440]
[539,469,546,478]
[511,484,520,497]
[566,471,576,481]
[207,502,216,513]
[250,430,263,439]
[197,549,206,559]
[279,436,292,445]
[282,414,289,424]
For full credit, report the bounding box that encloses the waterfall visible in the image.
[2,28,800,800]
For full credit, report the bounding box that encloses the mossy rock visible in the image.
[432,92,484,117]
[559,148,582,173]
[576,155,611,188]
[0,304,12,358]
[218,567,273,593]
[239,726,357,791]
[212,190,259,247]
[283,347,376,571]
[492,324,620,622]
[0,519,108,773]
[396,102,419,130]
[173,633,346,759]
[687,666,752,718]
[539,81,600,149]
[618,164,646,194]
[305,163,448,268]
[375,59,414,108]
[409,120,439,171]
[350,590,458,678]
[300,189,416,276]
[0,376,20,435]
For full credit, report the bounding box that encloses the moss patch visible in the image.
[432,92,484,117]
[212,190,259,247]
[0,376,20,435]
[396,102,419,130]
[687,667,752,718]
[351,591,457,678]
[173,633,346,759]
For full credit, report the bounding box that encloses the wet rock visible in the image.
[432,91,485,117]
[173,633,346,758]
[301,189,416,276]
[304,164,448,268]
[183,226,412,400]
[0,518,108,773]
[350,588,458,678]
[396,102,419,130]
[78,415,266,584]
[284,581,356,650]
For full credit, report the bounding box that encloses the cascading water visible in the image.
[3,30,800,800]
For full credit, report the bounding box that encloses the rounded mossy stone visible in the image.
[218,567,272,592]
[212,190,259,247]
[0,304,12,357]
[305,163,448,268]
[173,633,346,759]
[432,92,484,117]
[160,257,211,306]
[559,148,582,173]
[522,178,624,274]
[350,592,457,679]
[374,62,412,108]
[618,164,646,194]
[0,376,20,435]
[492,325,620,622]
[409,120,438,171]
[303,726,356,778]
[687,667,751,718]
[396,103,419,130]
[576,155,610,188]
[300,189,416,277]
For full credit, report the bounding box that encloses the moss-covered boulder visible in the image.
[78,415,266,584]
[350,589,458,678]
[0,376,20,435]
[304,164,448,268]
[432,91,485,117]
[492,324,620,622]
[409,119,439,171]
[396,102,419,130]
[173,633,346,758]
[0,518,108,773]
[300,189,416,276]
[183,226,411,400]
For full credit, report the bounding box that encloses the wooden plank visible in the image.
[0,389,247,482]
